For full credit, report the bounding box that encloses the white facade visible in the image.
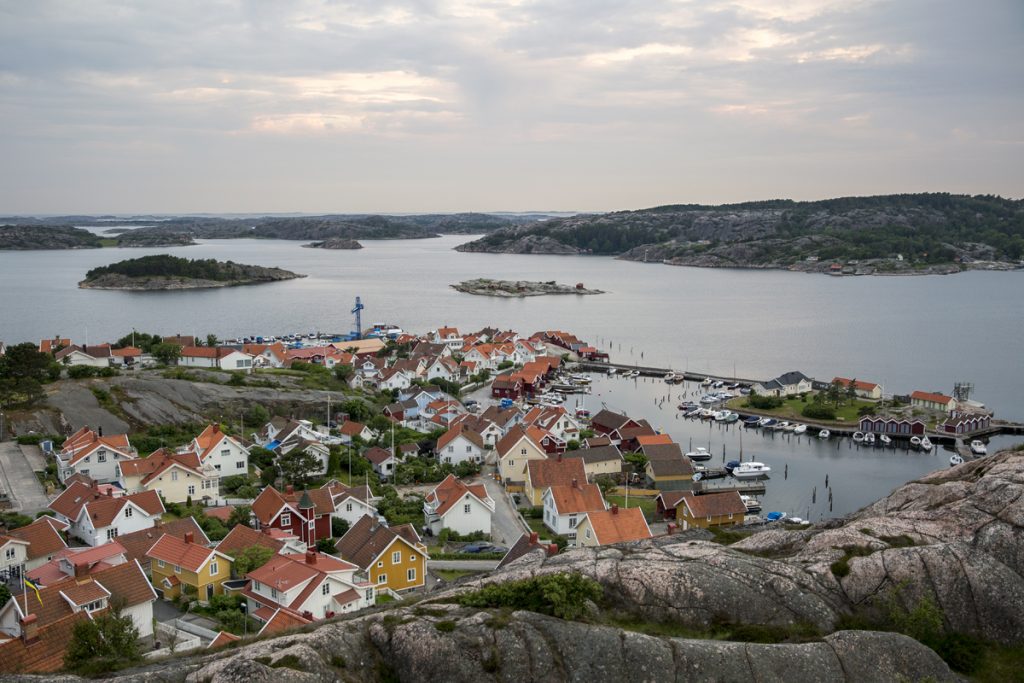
[0,538,29,581]
[124,599,155,638]
[427,491,493,536]
[331,496,378,526]
[60,350,110,367]
[194,435,249,477]
[438,433,484,466]
[248,570,373,619]
[57,444,137,485]
[541,488,604,541]
[72,502,160,547]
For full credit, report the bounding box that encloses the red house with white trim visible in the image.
[251,485,335,546]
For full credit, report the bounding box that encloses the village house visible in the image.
[118,447,219,503]
[335,517,428,593]
[0,535,29,585]
[39,336,72,354]
[187,423,250,477]
[116,518,208,571]
[524,456,588,507]
[496,532,559,569]
[252,485,335,546]
[542,480,606,544]
[330,337,387,358]
[54,344,112,368]
[523,405,582,443]
[574,505,653,547]
[490,374,524,399]
[322,481,380,527]
[563,444,624,481]
[447,413,504,448]
[832,377,883,400]
[496,425,549,489]
[676,491,748,530]
[338,420,374,444]
[5,517,68,574]
[243,550,375,624]
[641,443,694,491]
[939,412,992,435]
[364,446,399,479]
[147,531,234,602]
[0,560,157,674]
[654,491,688,520]
[431,326,463,351]
[179,346,255,373]
[910,390,958,413]
[243,341,288,368]
[48,483,164,546]
[425,356,461,383]
[754,371,813,397]
[109,346,143,367]
[216,523,305,559]
[54,426,138,484]
[423,474,494,536]
[435,426,485,466]
[858,415,927,436]
[480,405,524,436]
[589,409,644,445]
[25,542,128,586]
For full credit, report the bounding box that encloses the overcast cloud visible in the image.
[0,0,1021,213]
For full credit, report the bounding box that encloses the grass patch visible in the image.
[375,594,395,605]
[457,573,602,621]
[434,569,482,582]
[270,654,303,670]
[727,394,876,424]
[434,620,457,633]
[525,516,548,535]
[430,552,505,561]
[708,526,752,545]
[879,534,916,548]
[607,615,821,644]
[830,545,877,577]
[604,495,656,519]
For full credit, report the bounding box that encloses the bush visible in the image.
[747,394,784,409]
[458,573,602,621]
[801,404,836,420]
[332,517,350,538]
[316,537,337,555]
[67,365,98,379]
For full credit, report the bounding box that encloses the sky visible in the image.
[1,0,1022,214]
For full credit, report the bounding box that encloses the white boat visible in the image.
[818,429,830,439]
[699,394,720,405]
[781,422,795,432]
[863,433,876,446]
[664,372,677,382]
[757,417,774,427]
[852,431,865,443]
[698,408,715,419]
[733,461,771,478]
[879,434,892,446]
[919,436,933,452]
[571,373,591,384]
[950,453,964,467]
[607,368,617,375]
[740,495,762,513]
[685,447,712,462]
[909,436,922,449]
[793,424,807,435]
[701,378,714,387]
[714,410,730,422]
[970,440,987,455]
[723,412,739,423]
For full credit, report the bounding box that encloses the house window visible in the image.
[174,565,181,574]
[281,513,291,526]
[125,507,133,517]
[585,528,591,540]
[391,551,401,564]
[253,581,261,591]
[85,600,103,612]
[188,485,195,495]
[410,554,416,562]
[345,503,353,512]
[106,529,118,540]
[210,560,218,575]
[366,587,373,601]
[447,445,454,453]
[466,446,472,453]
[98,453,106,463]
[81,469,90,475]
[171,470,178,481]
[377,560,383,568]
[236,461,245,470]
[406,568,416,582]
[569,516,577,528]
[221,449,230,457]
[157,559,165,568]
[4,548,15,560]
[271,587,278,598]
[464,503,471,514]
[215,464,221,471]
[520,448,526,455]
[377,574,387,584]
[322,583,330,596]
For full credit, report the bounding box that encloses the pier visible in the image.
[692,480,767,496]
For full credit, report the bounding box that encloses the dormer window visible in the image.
[84,599,104,612]
[125,507,133,517]
[281,513,291,526]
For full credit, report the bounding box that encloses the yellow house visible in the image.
[146,531,233,602]
[642,444,694,492]
[496,425,548,489]
[676,491,748,530]
[118,448,219,504]
[563,444,623,481]
[335,517,428,592]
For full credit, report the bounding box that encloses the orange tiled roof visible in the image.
[911,390,954,404]
[7,517,67,561]
[527,458,586,490]
[217,524,285,557]
[117,518,208,565]
[257,607,312,636]
[680,491,747,518]
[0,611,90,673]
[832,377,879,391]
[636,434,673,447]
[546,483,605,515]
[425,475,490,517]
[208,631,242,649]
[145,533,221,573]
[583,507,652,545]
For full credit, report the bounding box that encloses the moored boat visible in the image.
[607,368,617,375]
[909,436,922,449]
[759,417,777,428]
[818,429,830,439]
[793,424,807,435]
[852,431,865,443]
[920,436,933,451]
[950,453,964,467]
[780,421,794,432]
[863,432,876,446]
[743,415,761,427]
[723,412,739,423]
[879,434,892,446]
[686,447,712,462]
[732,461,771,478]
[970,440,987,455]
[765,511,787,522]
[741,495,762,513]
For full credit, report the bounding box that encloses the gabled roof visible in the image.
[546,483,605,515]
[646,457,694,477]
[217,523,285,557]
[495,424,543,457]
[251,486,336,525]
[339,421,369,437]
[59,428,134,465]
[832,377,880,391]
[425,475,492,517]
[497,533,552,569]
[363,446,395,465]
[565,444,623,465]
[181,346,242,359]
[119,448,205,484]
[655,490,688,510]
[146,533,225,573]
[641,443,685,460]
[582,507,652,545]
[7,517,68,561]
[526,457,587,490]
[436,426,484,451]
[118,518,207,564]
[680,491,747,518]
[257,607,312,636]
[911,390,955,404]
[589,409,634,432]
[773,370,811,385]
[208,631,242,649]
[193,423,241,459]
[334,516,425,571]
[635,434,673,447]
[0,610,90,673]
[82,490,164,528]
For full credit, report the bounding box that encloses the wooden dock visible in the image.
[692,480,766,496]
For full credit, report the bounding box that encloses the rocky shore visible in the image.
[301,238,363,249]
[451,278,604,297]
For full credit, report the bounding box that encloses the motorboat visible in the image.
[724,459,741,473]
[779,421,794,432]
[701,378,714,387]
[699,394,720,405]
[575,408,591,419]
[714,410,730,422]
[732,461,771,478]
[607,368,617,375]
[879,434,892,446]
[743,416,761,427]
[728,383,741,390]
[793,424,807,435]
[713,381,725,389]
[765,511,787,522]
[723,412,739,423]
[699,408,716,420]
[909,436,922,449]
[678,401,698,411]
[818,429,830,439]
[863,433,876,446]
[970,440,987,455]
[852,431,865,443]
[664,372,678,382]
[759,417,777,428]
[950,453,964,467]
[686,447,712,462]
[741,495,762,513]
[571,373,591,384]
[684,408,701,418]
[919,436,933,452]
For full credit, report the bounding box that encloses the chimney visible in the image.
[184,532,194,544]
[546,544,559,555]
[305,550,316,565]
[106,488,113,497]
[529,532,539,545]
[263,527,273,536]
[557,452,562,462]
[21,614,38,643]
[74,562,89,578]
[286,484,294,495]
[612,504,619,515]
[571,478,578,489]
[98,426,103,437]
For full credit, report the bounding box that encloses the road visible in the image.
[478,465,527,548]
[0,441,50,513]
[427,559,500,571]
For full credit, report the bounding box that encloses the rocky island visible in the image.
[79,254,304,290]
[302,237,363,249]
[0,224,103,250]
[452,278,604,297]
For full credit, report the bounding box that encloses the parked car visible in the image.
[461,542,507,554]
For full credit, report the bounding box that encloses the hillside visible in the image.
[0,225,103,250]
[457,193,1024,274]
[79,255,303,290]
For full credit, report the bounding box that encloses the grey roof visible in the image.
[565,444,623,464]
[773,371,810,386]
[641,443,684,460]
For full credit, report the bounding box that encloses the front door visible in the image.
[206,584,215,601]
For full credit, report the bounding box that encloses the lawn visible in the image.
[727,394,877,424]
[525,516,548,536]
[605,495,656,520]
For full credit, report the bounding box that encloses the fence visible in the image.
[145,621,202,659]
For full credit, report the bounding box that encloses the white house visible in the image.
[55,427,138,484]
[118,448,219,503]
[323,482,379,527]
[523,405,582,443]
[378,367,413,392]
[49,484,164,546]
[338,420,374,444]
[431,327,463,351]
[425,356,460,383]
[435,426,485,466]
[187,424,250,477]
[243,551,374,622]
[422,475,494,536]
[6,517,69,573]
[179,346,255,373]
[542,482,606,544]
[0,536,29,584]
[364,447,398,479]
[754,371,813,397]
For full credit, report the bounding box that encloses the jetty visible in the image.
[692,480,767,496]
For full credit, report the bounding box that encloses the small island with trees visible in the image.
[79,255,305,290]
[451,278,604,297]
[302,238,363,250]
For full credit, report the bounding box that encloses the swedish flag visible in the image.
[23,578,42,606]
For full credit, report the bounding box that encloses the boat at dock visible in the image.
[684,408,701,418]
[759,417,777,428]
[732,461,771,478]
[685,447,712,462]
[863,433,876,446]
[607,368,617,375]
[879,434,892,446]
[741,495,762,513]
[701,378,714,387]
[793,424,807,435]
[910,436,922,449]
[664,372,678,382]
[724,459,740,473]
[818,429,830,439]
[920,436,933,451]
[852,431,865,443]
[779,421,794,432]
[743,415,761,427]
[970,440,987,455]
[950,453,964,467]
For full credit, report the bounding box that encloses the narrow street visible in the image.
[478,464,527,548]
[0,441,49,514]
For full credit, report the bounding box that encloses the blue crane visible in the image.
[351,296,364,340]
